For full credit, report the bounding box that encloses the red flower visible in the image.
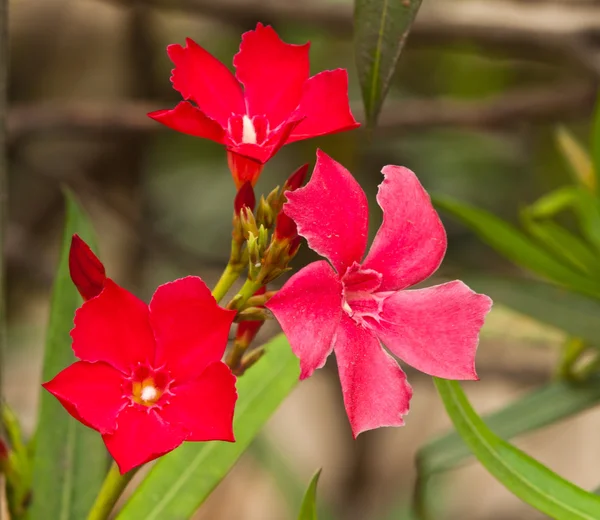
[149,24,359,188]
[266,151,492,437]
[69,234,106,300]
[43,276,237,473]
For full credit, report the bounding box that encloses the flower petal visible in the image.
[43,361,128,434]
[161,362,237,442]
[103,407,187,474]
[234,23,309,128]
[167,38,245,127]
[266,260,342,379]
[285,150,369,275]
[69,234,106,301]
[149,276,236,384]
[71,279,155,373]
[334,315,412,438]
[287,70,360,143]
[148,102,225,142]
[362,165,447,290]
[376,281,493,379]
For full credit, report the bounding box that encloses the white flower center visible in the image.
[241,115,257,144]
[141,385,158,402]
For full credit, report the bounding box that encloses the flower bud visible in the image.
[69,235,106,301]
[274,211,297,242]
[234,182,256,215]
[283,163,309,193]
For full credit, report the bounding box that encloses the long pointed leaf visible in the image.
[117,334,299,520]
[433,194,600,299]
[433,378,600,519]
[29,191,107,520]
[354,0,422,129]
[297,469,322,520]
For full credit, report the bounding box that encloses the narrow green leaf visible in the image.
[29,191,107,520]
[555,127,595,191]
[117,334,299,520]
[591,91,600,184]
[297,469,322,520]
[433,378,600,519]
[433,194,600,299]
[526,186,578,219]
[354,0,422,128]
[521,215,599,276]
[419,373,600,476]
[463,276,600,346]
[572,187,600,252]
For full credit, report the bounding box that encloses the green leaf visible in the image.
[29,191,107,520]
[462,276,600,347]
[433,194,600,299]
[433,378,600,519]
[117,334,299,520]
[354,0,422,129]
[572,187,600,252]
[555,126,595,191]
[419,373,600,476]
[297,469,322,520]
[591,91,600,184]
[526,186,579,219]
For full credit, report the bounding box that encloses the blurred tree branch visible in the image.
[7,82,596,141]
[108,0,600,76]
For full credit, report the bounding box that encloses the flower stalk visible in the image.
[86,463,136,520]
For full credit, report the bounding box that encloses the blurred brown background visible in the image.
[4,0,600,518]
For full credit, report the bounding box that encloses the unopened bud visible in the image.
[234,182,256,215]
[234,347,266,376]
[69,235,106,301]
[256,196,275,229]
[274,211,297,242]
[240,207,259,239]
[283,163,309,193]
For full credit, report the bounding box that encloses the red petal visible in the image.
[69,235,106,301]
[103,407,187,474]
[149,277,236,384]
[161,362,237,442]
[376,281,492,380]
[266,261,342,379]
[148,102,225,142]
[234,181,256,214]
[363,166,447,290]
[72,279,155,373]
[234,23,309,128]
[285,150,368,275]
[167,38,244,127]
[43,361,127,434]
[334,315,412,438]
[287,70,360,143]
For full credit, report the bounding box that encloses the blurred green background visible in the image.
[4,0,600,518]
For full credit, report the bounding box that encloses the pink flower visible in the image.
[149,24,359,189]
[43,276,237,473]
[266,151,492,437]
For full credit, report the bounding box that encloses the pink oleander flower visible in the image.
[266,151,492,437]
[149,24,359,189]
[43,275,237,473]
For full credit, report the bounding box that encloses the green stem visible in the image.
[86,463,136,520]
[211,263,242,303]
[228,278,263,311]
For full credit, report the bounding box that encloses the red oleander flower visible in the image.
[43,276,237,473]
[266,151,492,437]
[149,24,359,189]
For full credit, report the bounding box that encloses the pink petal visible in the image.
[149,276,236,384]
[161,362,237,442]
[69,234,106,301]
[334,315,412,438]
[376,281,493,379]
[167,38,245,127]
[43,361,128,434]
[362,165,447,290]
[234,23,309,128]
[103,407,187,474]
[266,260,342,379]
[148,102,225,142]
[287,70,360,143]
[71,279,155,374]
[285,150,369,275]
